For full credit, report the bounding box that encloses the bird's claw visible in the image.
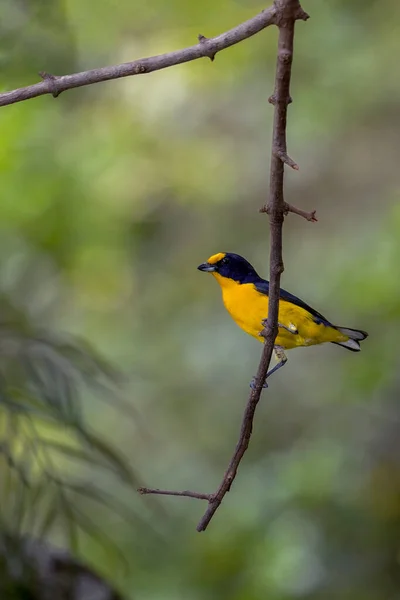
[261,318,298,335]
[250,376,268,390]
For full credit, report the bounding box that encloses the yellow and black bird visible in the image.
[198,252,368,385]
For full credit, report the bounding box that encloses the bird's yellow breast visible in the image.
[213,273,347,349]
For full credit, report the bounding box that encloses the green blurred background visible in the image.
[1,0,400,598]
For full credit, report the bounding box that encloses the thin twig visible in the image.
[0,6,285,108]
[259,201,317,222]
[284,202,317,221]
[138,488,211,501]
[274,149,299,170]
[138,0,309,532]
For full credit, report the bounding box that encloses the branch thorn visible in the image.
[39,71,62,98]
[274,149,299,170]
[198,34,215,61]
[295,8,310,21]
[39,71,60,98]
[268,93,292,105]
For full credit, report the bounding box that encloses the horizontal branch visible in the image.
[138,487,211,501]
[260,201,317,222]
[284,202,317,221]
[0,6,281,108]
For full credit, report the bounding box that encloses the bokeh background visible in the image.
[1,0,400,598]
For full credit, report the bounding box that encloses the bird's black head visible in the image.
[197,252,260,284]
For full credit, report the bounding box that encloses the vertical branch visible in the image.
[262,0,307,354]
[196,0,308,532]
[138,0,309,532]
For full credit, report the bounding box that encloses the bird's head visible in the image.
[197,252,259,284]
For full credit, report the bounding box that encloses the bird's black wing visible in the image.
[254,279,331,326]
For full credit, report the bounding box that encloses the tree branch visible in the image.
[138,487,211,501]
[260,200,317,221]
[138,0,309,532]
[284,202,317,221]
[0,6,287,108]
[274,149,299,170]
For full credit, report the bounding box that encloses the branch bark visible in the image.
[0,6,284,108]
[138,488,211,501]
[284,202,317,221]
[139,0,309,532]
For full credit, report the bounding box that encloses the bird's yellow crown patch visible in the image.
[207,252,226,265]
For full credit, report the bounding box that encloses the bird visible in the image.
[197,252,368,387]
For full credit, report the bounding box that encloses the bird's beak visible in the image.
[197,262,216,272]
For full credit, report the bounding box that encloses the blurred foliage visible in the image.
[1,0,400,598]
[0,289,139,596]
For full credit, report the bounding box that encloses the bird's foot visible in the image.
[250,376,268,390]
[261,318,298,334]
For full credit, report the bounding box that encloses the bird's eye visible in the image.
[221,257,229,266]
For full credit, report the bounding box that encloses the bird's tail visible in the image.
[331,327,368,352]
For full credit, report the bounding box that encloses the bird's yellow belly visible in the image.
[219,280,347,349]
